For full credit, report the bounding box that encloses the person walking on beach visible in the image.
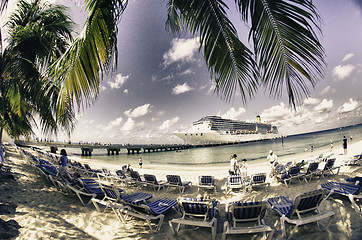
[343,136,348,155]
[230,154,238,175]
[139,157,143,169]
[58,149,68,176]
[267,150,278,167]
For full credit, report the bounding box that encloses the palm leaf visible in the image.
[167,0,258,103]
[50,0,128,114]
[236,0,325,107]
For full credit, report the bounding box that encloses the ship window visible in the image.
[201,133,203,136]
[195,134,198,136]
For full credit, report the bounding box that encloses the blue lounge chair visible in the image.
[123,197,178,232]
[79,178,105,199]
[225,175,243,192]
[222,201,274,240]
[267,189,335,239]
[129,170,146,186]
[169,197,218,240]
[316,158,340,178]
[246,173,269,191]
[166,175,191,193]
[143,174,166,191]
[281,165,302,187]
[300,162,319,183]
[320,181,362,213]
[197,175,217,193]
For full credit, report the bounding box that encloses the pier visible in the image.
[15,141,194,155]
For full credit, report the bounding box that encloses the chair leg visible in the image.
[211,218,217,240]
[348,194,361,213]
[280,215,287,237]
[222,221,229,240]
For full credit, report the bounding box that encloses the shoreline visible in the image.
[0,140,361,239]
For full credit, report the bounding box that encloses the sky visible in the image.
[2,0,362,144]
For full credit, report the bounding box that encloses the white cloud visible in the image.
[121,118,135,131]
[123,89,129,95]
[320,86,336,96]
[314,99,333,113]
[124,103,152,118]
[179,68,194,76]
[220,107,246,120]
[159,117,180,130]
[100,85,107,91]
[108,73,129,89]
[261,102,292,122]
[332,64,355,81]
[303,98,320,106]
[97,116,123,132]
[163,38,199,67]
[337,98,358,114]
[342,53,354,62]
[172,82,193,95]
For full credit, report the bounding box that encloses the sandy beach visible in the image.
[0,140,361,240]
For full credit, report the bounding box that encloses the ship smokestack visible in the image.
[256,115,261,123]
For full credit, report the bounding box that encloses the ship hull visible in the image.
[174,131,280,145]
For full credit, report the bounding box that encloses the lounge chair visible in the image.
[120,197,178,232]
[299,162,319,183]
[166,175,192,193]
[246,173,269,191]
[344,154,362,166]
[222,201,274,240]
[115,169,133,186]
[281,165,302,187]
[320,181,362,213]
[315,158,340,178]
[345,176,362,185]
[197,175,217,193]
[143,174,166,191]
[267,189,335,239]
[129,170,146,186]
[169,197,218,240]
[56,174,98,205]
[78,178,105,199]
[225,175,243,193]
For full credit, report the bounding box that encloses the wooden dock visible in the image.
[15,141,193,155]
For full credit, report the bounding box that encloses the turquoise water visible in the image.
[60,124,362,168]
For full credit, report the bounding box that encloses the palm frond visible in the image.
[50,0,128,114]
[236,0,325,107]
[167,0,258,103]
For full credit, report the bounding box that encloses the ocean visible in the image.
[55,124,362,170]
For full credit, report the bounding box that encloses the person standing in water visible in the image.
[343,136,348,155]
[139,157,143,169]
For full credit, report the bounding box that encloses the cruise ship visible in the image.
[174,116,280,145]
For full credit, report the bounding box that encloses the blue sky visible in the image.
[2,0,362,144]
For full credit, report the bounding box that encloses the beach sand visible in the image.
[0,141,361,240]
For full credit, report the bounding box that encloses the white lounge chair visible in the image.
[267,189,335,239]
[197,175,217,193]
[225,175,243,193]
[246,173,269,191]
[166,175,191,193]
[222,201,274,240]
[320,181,362,213]
[169,197,218,240]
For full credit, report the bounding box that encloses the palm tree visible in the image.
[1,0,325,139]
[0,0,74,143]
[50,0,324,118]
